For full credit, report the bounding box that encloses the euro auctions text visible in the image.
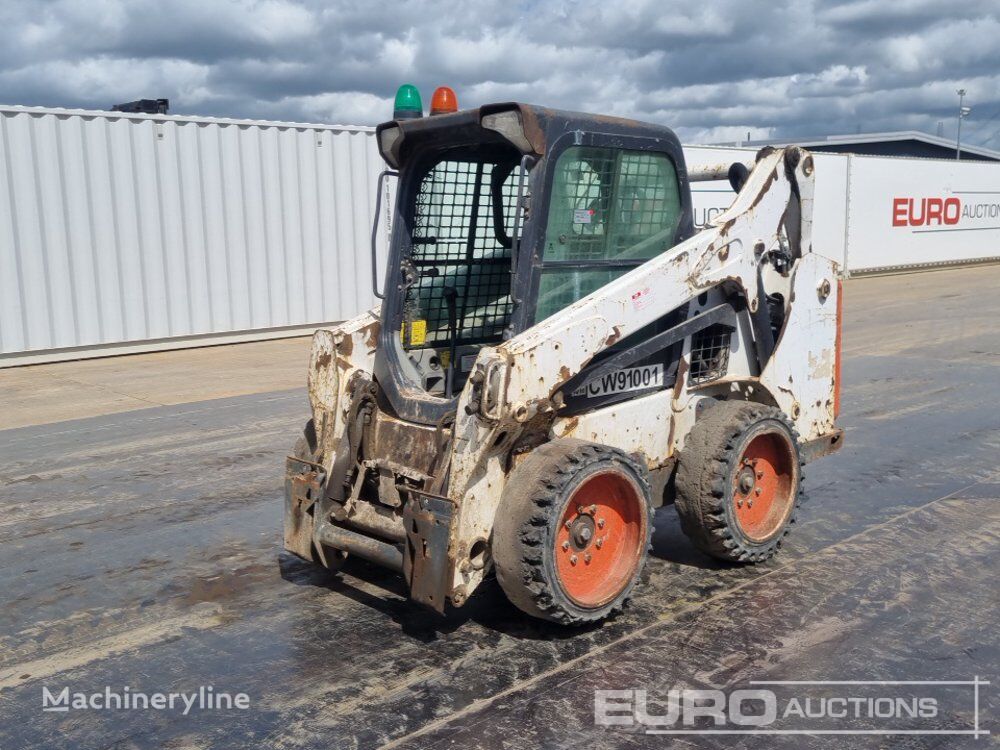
[595,678,990,738]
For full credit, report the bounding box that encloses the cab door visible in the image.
[519,134,692,411]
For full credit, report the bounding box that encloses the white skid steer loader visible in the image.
[284,101,844,624]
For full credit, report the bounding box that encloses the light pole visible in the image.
[956,89,971,160]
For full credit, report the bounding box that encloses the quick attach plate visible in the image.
[403,490,455,613]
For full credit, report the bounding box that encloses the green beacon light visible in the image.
[393,84,423,120]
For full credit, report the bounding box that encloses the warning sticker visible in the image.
[631,287,654,311]
[401,319,427,346]
[573,208,594,224]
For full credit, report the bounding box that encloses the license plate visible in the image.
[571,363,664,398]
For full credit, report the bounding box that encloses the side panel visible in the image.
[759,252,840,441]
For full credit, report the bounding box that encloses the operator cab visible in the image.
[374,97,695,425]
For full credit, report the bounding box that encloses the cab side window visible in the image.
[535,146,682,321]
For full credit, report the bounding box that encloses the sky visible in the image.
[2,0,1000,146]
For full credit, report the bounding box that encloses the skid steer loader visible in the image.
[283,96,844,624]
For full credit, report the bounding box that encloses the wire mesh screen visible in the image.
[405,159,524,349]
[689,324,732,385]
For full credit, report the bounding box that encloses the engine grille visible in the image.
[689,324,732,385]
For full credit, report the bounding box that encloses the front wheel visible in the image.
[492,440,653,625]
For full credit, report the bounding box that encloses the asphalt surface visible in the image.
[1,266,998,749]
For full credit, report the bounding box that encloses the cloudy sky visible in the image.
[3,0,1000,146]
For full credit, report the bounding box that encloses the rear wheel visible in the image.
[493,440,652,624]
[675,401,802,563]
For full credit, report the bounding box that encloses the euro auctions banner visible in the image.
[684,145,1000,274]
[847,156,1000,272]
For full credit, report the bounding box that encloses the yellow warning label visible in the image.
[401,319,427,346]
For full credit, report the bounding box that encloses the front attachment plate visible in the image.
[403,491,455,613]
[284,456,324,562]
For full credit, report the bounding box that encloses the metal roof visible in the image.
[713,130,1000,161]
[0,104,374,133]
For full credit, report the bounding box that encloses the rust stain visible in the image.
[558,365,572,383]
[364,321,381,350]
[672,357,689,400]
[517,105,547,155]
[748,167,779,212]
[337,336,354,357]
[561,416,580,435]
[315,352,332,370]
[605,326,622,347]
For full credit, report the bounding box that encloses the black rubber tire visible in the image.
[675,401,803,563]
[492,439,653,625]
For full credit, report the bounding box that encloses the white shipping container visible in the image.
[845,155,1000,272]
[0,106,388,364]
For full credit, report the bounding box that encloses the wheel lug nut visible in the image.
[748,499,754,508]
[595,537,603,549]
[562,540,570,551]
[577,505,584,515]
[756,471,764,479]
[597,518,605,528]
[737,498,743,507]
[584,553,592,563]
[570,554,578,565]
[587,504,597,514]
[755,487,762,496]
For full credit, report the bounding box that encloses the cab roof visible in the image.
[375,102,685,170]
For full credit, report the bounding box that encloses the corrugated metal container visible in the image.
[3,106,1000,366]
[0,106,387,364]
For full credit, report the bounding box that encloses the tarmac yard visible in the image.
[0,265,998,749]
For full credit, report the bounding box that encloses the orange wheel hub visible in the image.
[554,471,646,608]
[732,432,796,541]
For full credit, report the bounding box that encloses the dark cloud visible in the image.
[1,0,999,146]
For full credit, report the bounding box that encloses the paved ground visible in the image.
[0,337,311,430]
[0,265,998,749]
